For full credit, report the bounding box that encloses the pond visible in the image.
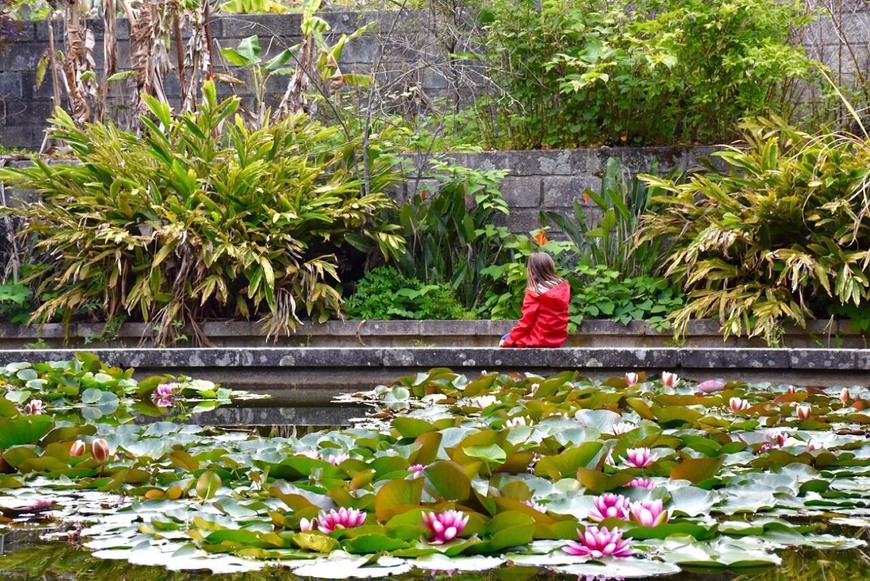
[0,356,868,579]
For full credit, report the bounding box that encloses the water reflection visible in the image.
[0,538,867,580]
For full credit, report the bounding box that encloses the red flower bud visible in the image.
[92,438,111,463]
[69,440,86,457]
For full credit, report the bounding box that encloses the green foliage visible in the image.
[394,160,514,310]
[344,266,467,320]
[541,157,669,278]
[1,80,404,345]
[478,236,683,331]
[220,0,290,14]
[639,117,870,344]
[480,0,819,148]
[568,265,684,332]
[0,282,32,323]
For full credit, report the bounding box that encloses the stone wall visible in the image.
[0,10,446,150]
[395,146,718,235]
[0,5,868,150]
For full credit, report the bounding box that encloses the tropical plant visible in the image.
[479,0,819,148]
[218,12,373,130]
[394,160,513,309]
[1,80,405,344]
[344,266,467,320]
[540,157,670,278]
[639,116,870,344]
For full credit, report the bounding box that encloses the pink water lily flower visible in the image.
[623,447,652,468]
[422,509,469,544]
[839,388,851,404]
[624,373,640,386]
[612,421,635,435]
[564,526,634,558]
[626,477,654,490]
[408,464,425,472]
[299,517,316,532]
[729,397,751,413]
[323,453,349,466]
[796,404,812,421]
[506,416,532,427]
[629,499,669,527]
[696,379,725,393]
[522,499,546,512]
[588,493,630,522]
[660,372,679,387]
[765,429,788,447]
[316,507,366,534]
[23,399,44,415]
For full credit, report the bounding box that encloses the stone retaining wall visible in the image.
[0,319,864,349]
[0,346,867,395]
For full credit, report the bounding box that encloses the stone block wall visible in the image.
[0,10,445,150]
[0,5,868,150]
[396,146,718,234]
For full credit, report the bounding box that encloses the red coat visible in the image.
[503,280,570,348]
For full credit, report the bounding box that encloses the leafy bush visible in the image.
[479,0,818,148]
[0,282,31,323]
[479,236,683,331]
[2,81,405,344]
[540,157,669,278]
[394,160,514,310]
[639,117,870,344]
[344,266,467,320]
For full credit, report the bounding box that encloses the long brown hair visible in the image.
[526,252,563,295]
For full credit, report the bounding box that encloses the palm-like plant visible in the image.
[639,117,870,344]
[3,81,404,344]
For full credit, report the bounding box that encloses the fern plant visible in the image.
[2,81,405,344]
[639,117,870,344]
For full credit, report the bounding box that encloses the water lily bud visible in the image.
[839,388,850,404]
[69,440,86,457]
[660,372,679,387]
[796,404,812,421]
[92,438,111,463]
[625,373,639,386]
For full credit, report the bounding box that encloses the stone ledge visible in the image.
[0,346,867,371]
[0,319,864,349]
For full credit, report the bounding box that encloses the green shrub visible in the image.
[0,282,32,324]
[479,0,818,148]
[639,117,870,344]
[345,266,467,320]
[1,81,404,344]
[478,236,683,331]
[394,160,514,310]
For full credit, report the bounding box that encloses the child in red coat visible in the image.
[500,252,570,348]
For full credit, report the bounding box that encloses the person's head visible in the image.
[526,252,560,294]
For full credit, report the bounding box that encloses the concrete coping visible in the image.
[0,346,867,372]
[0,319,865,349]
